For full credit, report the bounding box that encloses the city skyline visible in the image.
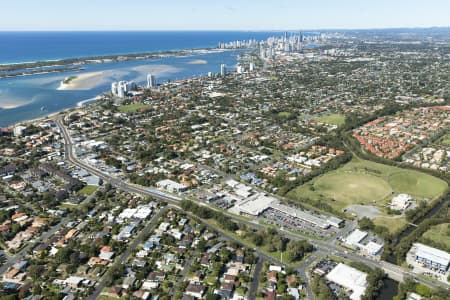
[1,0,450,31]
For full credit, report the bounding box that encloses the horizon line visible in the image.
[1,25,450,32]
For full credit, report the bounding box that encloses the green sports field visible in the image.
[287,158,448,232]
[118,103,150,113]
[314,113,346,126]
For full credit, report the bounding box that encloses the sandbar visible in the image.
[57,71,105,90]
[131,64,181,74]
[0,99,32,110]
[186,59,208,65]
[0,103,22,109]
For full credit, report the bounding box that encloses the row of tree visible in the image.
[180,200,314,263]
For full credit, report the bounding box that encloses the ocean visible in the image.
[0,31,282,126]
[0,31,281,64]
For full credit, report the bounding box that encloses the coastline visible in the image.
[0,66,84,79]
[0,47,245,127]
[0,48,227,76]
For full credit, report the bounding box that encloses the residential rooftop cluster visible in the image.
[353,106,450,160]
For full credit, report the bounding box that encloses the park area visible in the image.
[118,103,150,113]
[314,113,346,126]
[287,158,448,233]
[77,185,98,196]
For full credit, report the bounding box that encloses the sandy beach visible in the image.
[57,71,105,90]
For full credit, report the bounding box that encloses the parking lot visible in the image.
[260,207,339,239]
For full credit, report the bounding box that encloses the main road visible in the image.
[55,118,449,291]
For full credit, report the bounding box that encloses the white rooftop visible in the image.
[326,263,367,300]
[237,194,275,216]
[414,243,450,267]
[344,229,368,246]
[364,241,384,255]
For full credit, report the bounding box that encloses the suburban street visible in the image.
[88,207,167,300]
[248,257,265,300]
[0,187,99,275]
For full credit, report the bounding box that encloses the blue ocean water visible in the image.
[0,31,280,64]
[0,31,285,126]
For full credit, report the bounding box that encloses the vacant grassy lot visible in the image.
[421,223,450,251]
[315,113,346,126]
[118,103,150,113]
[287,158,448,233]
[373,216,408,234]
[77,185,98,196]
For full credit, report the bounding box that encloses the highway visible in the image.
[55,118,449,293]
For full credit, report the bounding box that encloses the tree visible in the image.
[32,284,42,295]
[358,217,375,231]
[28,265,45,282]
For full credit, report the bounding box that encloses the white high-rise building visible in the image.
[220,64,226,76]
[147,74,156,88]
[249,63,255,72]
[14,126,26,137]
[111,81,137,98]
[111,82,118,95]
[118,81,128,98]
[236,65,244,74]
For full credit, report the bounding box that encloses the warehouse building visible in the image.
[411,243,450,273]
[326,263,368,300]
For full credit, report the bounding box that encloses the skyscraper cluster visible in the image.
[111,81,137,98]
[218,39,260,49]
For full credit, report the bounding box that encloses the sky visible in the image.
[1,0,450,31]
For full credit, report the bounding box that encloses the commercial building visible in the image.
[156,179,188,193]
[326,263,368,300]
[411,243,450,273]
[344,229,368,247]
[237,194,275,216]
[343,229,383,256]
